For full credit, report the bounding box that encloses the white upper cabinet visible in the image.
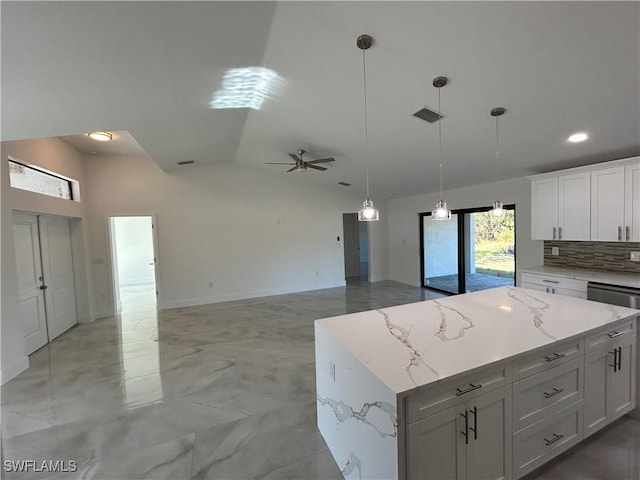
[625,163,640,241]
[591,167,625,241]
[531,177,559,240]
[558,173,591,241]
[530,156,640,242]
[531,173,589,241]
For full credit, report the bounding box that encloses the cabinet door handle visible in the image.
[616,346,622,371]
[558,227,562,240]
[460,411,469,445]
[544,433,565,446]
[544,352,565,363]
[607,331,625,339]
[544,387,565,399]
[551,288,555,294]
[546,287,550,293]
[609,348,619,372]
[39,285,48,290]
[618,226,622,241]
[469,406,478,441]
[553,227,556,240]
[626,226,631,241]
[456,383,482,396]
[542,279,559,284]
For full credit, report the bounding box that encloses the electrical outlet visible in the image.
[630,251,640,262]
[551,246,559,256]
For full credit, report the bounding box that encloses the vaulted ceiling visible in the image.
[2,1,639,198]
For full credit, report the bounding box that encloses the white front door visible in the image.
[13,214,48,354]
[38,215,78,340]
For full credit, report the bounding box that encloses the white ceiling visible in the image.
[2,1,639,198]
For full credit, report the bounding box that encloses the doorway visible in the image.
[109,216,158,315]
[13,213,78,354]
[420,205,516,294]
[343,213,370,282]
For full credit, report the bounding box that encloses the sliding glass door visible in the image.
[420,206,516,294]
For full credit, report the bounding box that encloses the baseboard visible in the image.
[1,355,29,385]
[158,280,347,310]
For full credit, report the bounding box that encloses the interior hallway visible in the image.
[1,281,637,479]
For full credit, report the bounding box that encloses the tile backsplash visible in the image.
[544,241,640,273]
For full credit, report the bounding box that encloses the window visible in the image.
[8,159,74,200]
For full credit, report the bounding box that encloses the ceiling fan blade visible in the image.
[306,164,327,171]
[265,162,296,165]
[306,157,335,164]
[286,166,299,172]
[289,153,300,162]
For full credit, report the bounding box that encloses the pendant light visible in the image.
[432,76,451,220]
[490,107,506,217]
[356,34,379,222]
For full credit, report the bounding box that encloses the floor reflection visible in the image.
[118,283,163,408]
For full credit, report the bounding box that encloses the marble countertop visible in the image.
[315,286,640,396]
[520,265,640,289]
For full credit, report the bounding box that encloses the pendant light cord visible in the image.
[495,114,500,184]
[362,47,370,198]
[437,84,443,199]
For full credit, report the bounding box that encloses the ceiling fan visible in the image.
[265,149,335,172]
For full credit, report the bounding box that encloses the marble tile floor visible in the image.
[1,281,440,479]
[1,280,637,479]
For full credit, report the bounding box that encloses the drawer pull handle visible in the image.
[544,433,564,446]
[607,331,624,339]
[626,226,631,241]
[542,279,559,284]
[553,227,556,240]
[618,226,622,241]
[544,387,564,399]
[456,383,482,396]
[544,353,566,362]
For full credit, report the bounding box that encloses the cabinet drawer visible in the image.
[520,273,587,294]
[586,320,635,351]
[407,363,511,424]
[513,402,583,478]
[514,338,583,380]
[513,358,582,431]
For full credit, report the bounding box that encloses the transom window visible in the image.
[8,159,75,200]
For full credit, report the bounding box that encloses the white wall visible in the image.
[1,138,92,383]
[83,154,390,313]
[389,177,542,287]
[113,216,155,286]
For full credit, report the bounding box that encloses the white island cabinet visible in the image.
[315,287,638,480]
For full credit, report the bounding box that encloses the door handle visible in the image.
[616,346,622,371]
[618,226,622,241]
[460,410,469,445]
[553,227,556,240]
[39,285,48,290]
[558,227,562,240]
[609,348,620,372]
[469,406,478,441]
[626,226,631,241]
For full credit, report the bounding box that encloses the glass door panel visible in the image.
[423,213,460,294]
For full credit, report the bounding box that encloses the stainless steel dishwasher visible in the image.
[587,281,640,419]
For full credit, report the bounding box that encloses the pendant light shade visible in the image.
[490,107,506,217]
[358,197,380,221]
[356,34,379,222]
[432,76,451,221]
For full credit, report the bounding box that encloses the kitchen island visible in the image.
[315,286,639,480]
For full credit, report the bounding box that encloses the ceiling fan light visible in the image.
[358,198,379,222]
[87,131,112,142]
[492,200,505,217]
[432,200,451,220]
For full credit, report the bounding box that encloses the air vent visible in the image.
[412,106,444,123]
[177,160,194,166]
[338,182,351,187]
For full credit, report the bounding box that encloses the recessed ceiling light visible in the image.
[567,132,588,143]
[87,131,112,142]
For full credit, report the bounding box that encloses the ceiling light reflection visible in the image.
[210,67,284,110]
